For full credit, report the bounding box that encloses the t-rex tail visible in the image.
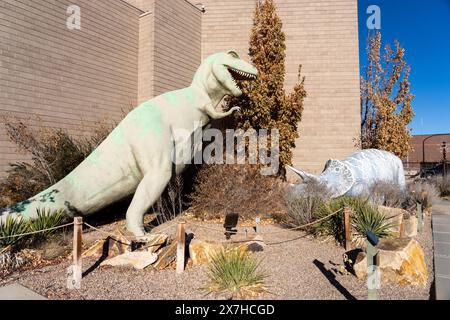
[0,181,72,223]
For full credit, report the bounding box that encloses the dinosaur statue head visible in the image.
[287,159,355,198]
[193,50,258,98]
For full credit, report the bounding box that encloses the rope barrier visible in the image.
[184,221,247,235]
[255,208,343,235]
[0,222,74,240]
[184,208,343,236]
[82,221,177,245]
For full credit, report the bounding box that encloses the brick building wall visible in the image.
[405,134,450,170]
[151,0,202,96]
[138,12,154,103]
[0,0,360,177]
[133,0,202,103]
[201,0,361,174]
[0,0,141,174]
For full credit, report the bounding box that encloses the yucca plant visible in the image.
[351,202,395,239]
[0,215,28,248]
[28,208,68,239]
[314,196,364,243]
[314,196,394,243]
[203,249,267,299]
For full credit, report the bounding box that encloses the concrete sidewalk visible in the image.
[0,283,46,300]
[432,199,450,300]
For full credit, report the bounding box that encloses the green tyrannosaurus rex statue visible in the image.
[1,51,258,240]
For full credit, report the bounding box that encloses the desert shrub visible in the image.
[368,181,407,208]
[407,180,439,210]
[0,216,28,248]
[189,164,285,220]
[282,181,330,229]
[351,202,394,239]
[203,249,267,299]
[314,196,393,243]
[434,176,450,198]
[0,118,114,207]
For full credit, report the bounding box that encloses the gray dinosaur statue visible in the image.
[1,50,258,240]
[288,149,406,198]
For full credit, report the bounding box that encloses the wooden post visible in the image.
[344,206,351,250]
[255,217,261,234]
[417,202,423,233]
[67,216,82,289]
[176,221,186,274]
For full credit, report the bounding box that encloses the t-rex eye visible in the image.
[227,50,239,59]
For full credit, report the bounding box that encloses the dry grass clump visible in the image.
[433,176,450,198]
[368,181,408,208]
[189,164,285,220]
[406,180,439,210]
[282,181,329,229]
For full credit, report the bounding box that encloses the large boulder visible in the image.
[377,206,406,237]
[82,232,167,258]
[189,235,264,266]
[401,215,418,238]
[351,237,428,287]
[100,251,158,269]
[353,250,368,279]
[189,240,224,266]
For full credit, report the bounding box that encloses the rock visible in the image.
[100,251,158,269]
[378,206,406,236]
[352,251,367,279]
[82,236,131,259]
[189,235,265,266]
[377,237,428,287]
[189,239,223,266]
[233,235,265,252]
[141,233,168,253]
[153,240,178,270]
[402,215,418,238]
[351,238,428,287]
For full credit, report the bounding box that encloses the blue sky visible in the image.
[358,0,450,134]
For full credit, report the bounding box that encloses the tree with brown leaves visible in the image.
[360,32,414,158]
[226,0,306,177]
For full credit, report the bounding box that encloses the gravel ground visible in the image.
[0,214,434,300]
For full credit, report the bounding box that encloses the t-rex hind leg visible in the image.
[125,168,172,240]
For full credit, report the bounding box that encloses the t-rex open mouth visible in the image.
[227,67,257,81]
[227,66,257,93]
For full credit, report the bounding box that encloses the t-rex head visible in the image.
[287,159,355,198]
[192,50,258,97]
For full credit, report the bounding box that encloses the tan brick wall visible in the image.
[138,11,154,103]
[0,0,140,175]
[201,0,361,175]
[123,0,153,12]
[151,0,202,96]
